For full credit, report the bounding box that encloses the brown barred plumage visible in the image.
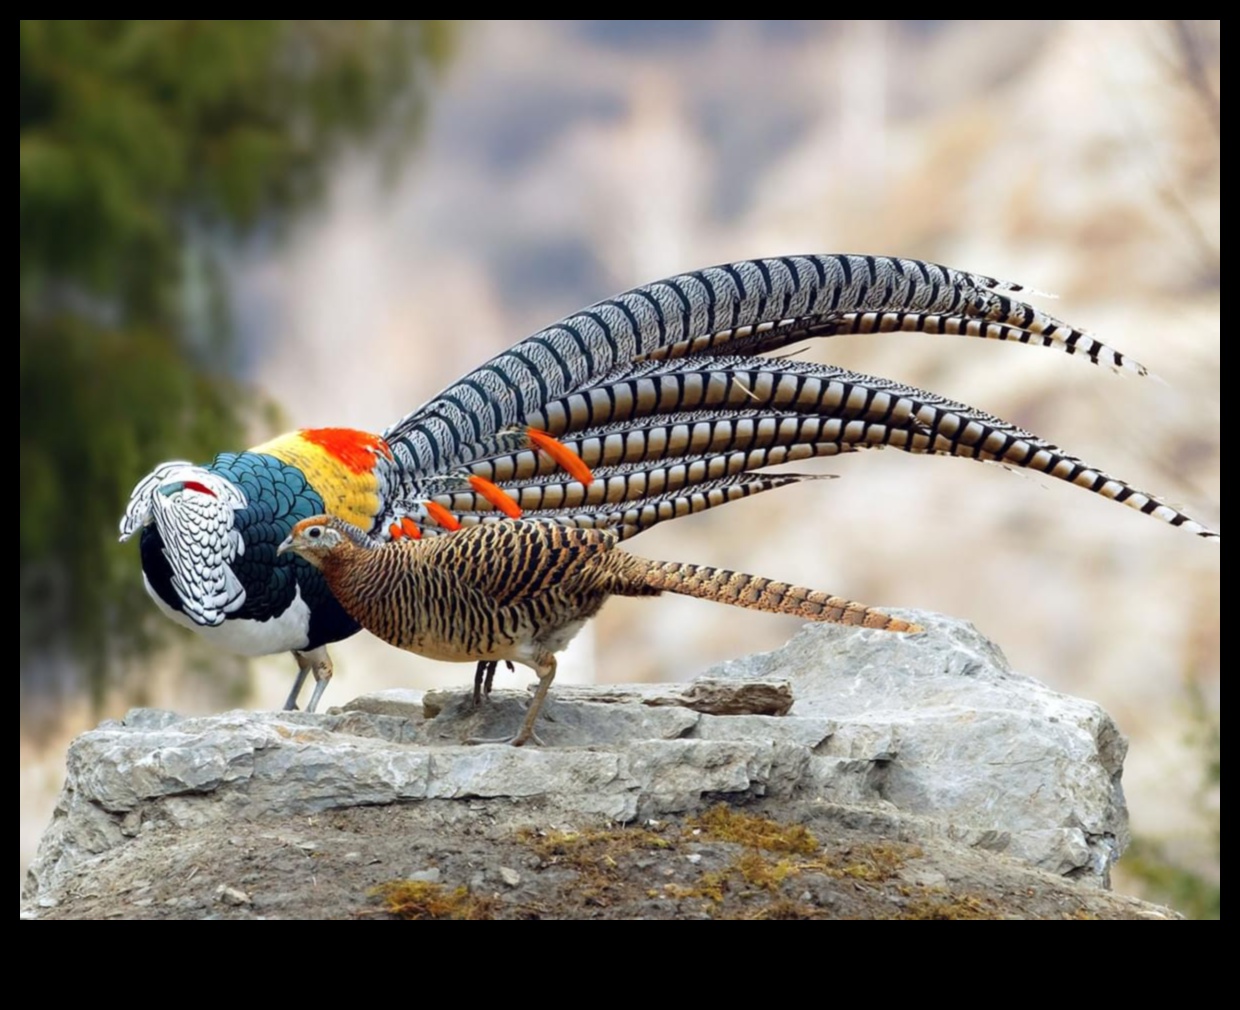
[278,515,919,746]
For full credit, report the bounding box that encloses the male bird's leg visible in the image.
[288,646,334,713]
[472,659,514,707]
[284,652,311,711]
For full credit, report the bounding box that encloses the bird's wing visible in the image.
[144,468,249,626]
[416,521,620,607]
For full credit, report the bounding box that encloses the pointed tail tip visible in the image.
[851,608,922,633]
[868,614,923,634]
[1175,515,1220,541]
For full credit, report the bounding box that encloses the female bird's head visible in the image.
[278,515,353,567]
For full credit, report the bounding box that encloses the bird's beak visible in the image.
[276,535,294,556]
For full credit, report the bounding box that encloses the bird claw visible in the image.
[468,660,538,744]
[466,728,545,748]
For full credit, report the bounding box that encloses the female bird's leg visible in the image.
[489,660,512,697]
[512,652,556,747]
[472,662,493,707]
[287,646,334,713]
[468,652,556,747]
[472,659,515,707]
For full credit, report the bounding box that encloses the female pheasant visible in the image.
[121,253,1218,712]
[277,515,919,745]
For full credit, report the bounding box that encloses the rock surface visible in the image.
[22,612,1155,920]
[707,609,1130,880]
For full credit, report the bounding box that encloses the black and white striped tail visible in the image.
[384,254,1145,478]
[397,356,1217,541]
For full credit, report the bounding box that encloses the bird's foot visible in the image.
[465,727,545,748]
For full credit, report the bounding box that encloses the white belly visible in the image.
[144,574,312,657]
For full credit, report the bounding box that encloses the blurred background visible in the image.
[20,20,1219,913]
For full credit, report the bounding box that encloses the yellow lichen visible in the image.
[521,826,672,864]
[518,824,675,907]
[370,880,496,920]
[663,870,728,904]
[731,850,802,891]
[687,804,819,854]
[830,842,920,882]
[891,894,996,920]
[739,899,823,920]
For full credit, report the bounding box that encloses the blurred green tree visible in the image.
[20,20,452,698]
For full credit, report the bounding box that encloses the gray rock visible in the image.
[418,690,702,747]
[215,885,250,906]
[546,678,795,715]
[22,610,1130,911]
[338,689,426,721]
[706,610,1129,880]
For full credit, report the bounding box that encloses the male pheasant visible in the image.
[278,515,919,745]
[121,253,1218,712]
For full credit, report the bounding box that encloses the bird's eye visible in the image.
[309,527,322,539]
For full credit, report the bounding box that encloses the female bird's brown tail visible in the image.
[636,560,921,632]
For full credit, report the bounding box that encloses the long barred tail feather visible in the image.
[433,472,836,541]
[371,254,1214,543]
[393,355,1216,540]
[383,255,1145,477]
